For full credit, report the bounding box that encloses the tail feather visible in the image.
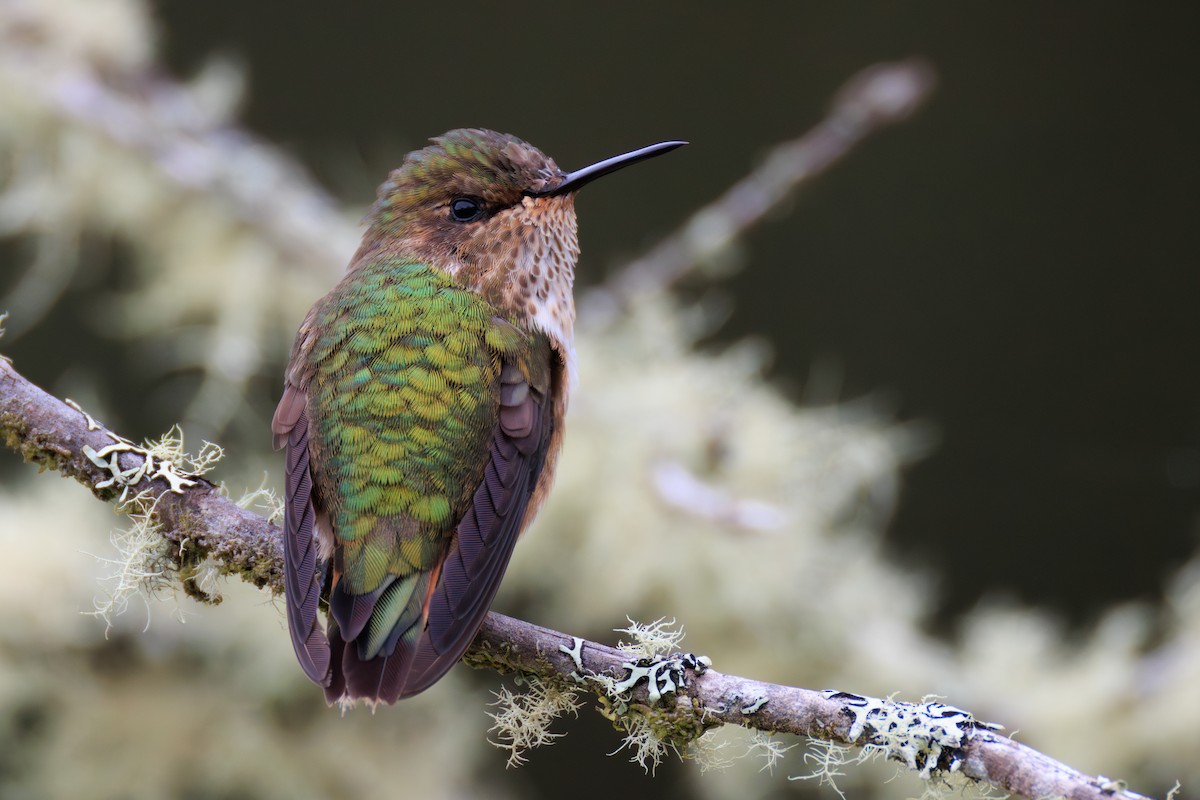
[332,617,423,705]
[329,575,393,642]
[318,352,553,706]
[323,620,347,705]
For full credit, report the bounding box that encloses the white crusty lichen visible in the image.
[589,618,712,709]
[584,617,722,773]
[606,652,711,705]
[820,691,1002,778]
[789,692,1010,800]
[486,675,581,768]
[611,617,713,705]
[73,403,225,629]
[80,421,222,502]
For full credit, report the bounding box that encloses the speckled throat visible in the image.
[452,193,579,381]
[347,130,581,383]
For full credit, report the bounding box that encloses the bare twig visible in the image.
[582,58,937,328]
[0,356,1163,800]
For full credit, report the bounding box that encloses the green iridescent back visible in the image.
[304,258,531,594]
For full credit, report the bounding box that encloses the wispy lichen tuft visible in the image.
[745,730,796,774]
[236,474,284,523]
[143,425,224,477]
[79,415,225,630]
[86,503,176,632]
[615,616,686,659]
[487,676,581,768]
[609,712,675,774]
[687,730,733,773]
[790,738,869,800]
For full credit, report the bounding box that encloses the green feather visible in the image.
[305,257,531,594]
[360,574,423,659]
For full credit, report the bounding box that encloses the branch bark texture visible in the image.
[0,357,1160,800]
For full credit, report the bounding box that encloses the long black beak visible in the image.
[528,140,687,198]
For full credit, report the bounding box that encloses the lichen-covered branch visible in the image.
[0,356,282,592]
[472,615,1160,800]
[0,356,1166,800]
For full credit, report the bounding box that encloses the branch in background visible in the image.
[1,31,930,439]
[0,30,356,274]
[581,58,937,328]
[0,354,281,595]
[0,20,360,432]
[0,357,1163,800]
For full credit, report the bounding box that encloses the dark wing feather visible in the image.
[334,355,554,703]
[272,383,331,686]
[328,577,393,642]
[400,361,553,698]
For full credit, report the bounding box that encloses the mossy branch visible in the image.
[0,356,281,592]
[0,356,1167,800]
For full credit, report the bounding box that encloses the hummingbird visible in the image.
[273,129,685,705]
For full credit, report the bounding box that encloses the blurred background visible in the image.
[0,2,1197,799]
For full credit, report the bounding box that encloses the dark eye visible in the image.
[449,196,485,223]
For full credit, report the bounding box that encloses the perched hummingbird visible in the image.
[273,129,684,705]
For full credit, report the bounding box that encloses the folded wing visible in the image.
[327,357,553,703]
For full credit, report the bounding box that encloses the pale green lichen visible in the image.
[486,675,581,768]
[609,712,674,774]
[63,399,101,431]
[585,617,725,774]
[616,616,687,658]
[74,406,226,630]
[235,474,284,523]
[790,738,870,799]
[744,730,796,774]
[80,423,222,503]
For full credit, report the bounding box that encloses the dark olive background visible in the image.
[152,2,1200,624]
[8,6,1200,630]
[2,3,1197,797]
